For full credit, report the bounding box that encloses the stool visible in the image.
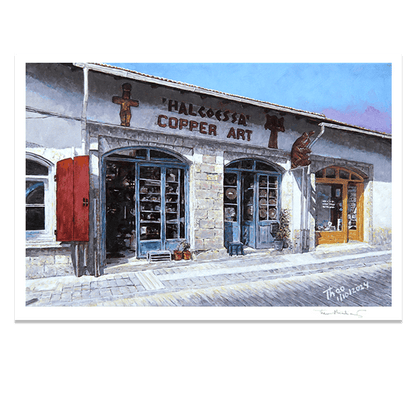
[227,242,244,256]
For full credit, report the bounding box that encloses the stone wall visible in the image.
[191,152,228,259]
[26,246,74,279]
[372,228,392,247]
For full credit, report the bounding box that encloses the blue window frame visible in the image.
[224,159,282,249]
[103,147,189,260]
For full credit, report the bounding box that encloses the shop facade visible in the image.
[25,63,392,278]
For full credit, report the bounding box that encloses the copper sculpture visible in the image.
[264,114,285,149]
[291,131,315,168]
[112,83,139,127]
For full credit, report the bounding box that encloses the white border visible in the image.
[15,55,402,321]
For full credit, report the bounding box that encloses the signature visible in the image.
[323,281,369,302]
[315,309,366,318]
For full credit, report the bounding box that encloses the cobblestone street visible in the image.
[92,261,391,307]
[25,245,392,308]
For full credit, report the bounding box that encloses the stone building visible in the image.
[25,63,392,278]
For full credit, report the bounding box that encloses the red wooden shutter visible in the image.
[56,158,74,241]
[56,156,89,242]
[73,156,89,241]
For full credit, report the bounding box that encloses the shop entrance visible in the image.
[224,159,282,249]
[315,166,364,245]
[104,148,188,260]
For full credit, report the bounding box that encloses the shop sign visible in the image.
[157,99,253,142]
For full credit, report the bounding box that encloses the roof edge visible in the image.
[73,62,392,139]
[73,62,327,120]
[320,122,391,140]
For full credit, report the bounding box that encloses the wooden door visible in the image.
[346,182,364,242]
[56,156,89,242]
[315,167,364,245]
[315,181,347,244]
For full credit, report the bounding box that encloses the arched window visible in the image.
[26,154,53,239]
[104,147,189,259]
[224,158,283,249]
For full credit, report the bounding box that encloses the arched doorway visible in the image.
[224,159,283,249]
[315,166,364,245]
[104,147,189,259]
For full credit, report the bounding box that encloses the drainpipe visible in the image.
[77,65,90,276]
[290,164,310,252]
[309,123,325,149]
[305,123,325,250]
[294,123,326,252]
[81,66,89,155]
[300,165,305,251]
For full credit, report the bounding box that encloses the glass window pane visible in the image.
[348,185,357,230]
[243,173,254,221]
[224,172,237,186]
[109,149,147,159]
[133,149,147,159]
[339,169,350,179]
[140,166,161,180]
[106,161,136,256]
[241,160,253,169]
[166,223,179,239]
[165,167,180,238]
[150,150,178,160]
[315,183,343,231]
[325,168,336,178]
[224,172,238,222]
[179,169,185,238]
[315,169,324,178]
[259,175,267,188]
[26,160,48,176]
[351,173,361,180]
[26,207,45,230]
[227,161,240,169]
[256,161,276,172]
[139,224,161,240]
[26,181,44,204]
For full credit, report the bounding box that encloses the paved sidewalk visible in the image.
[25,243,392,307]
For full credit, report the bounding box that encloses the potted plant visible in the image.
[272,209,291,251]
[173,250,183,261]
[174,241,191,260]
[183,248,192,260]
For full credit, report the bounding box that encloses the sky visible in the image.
[108,63,392,134]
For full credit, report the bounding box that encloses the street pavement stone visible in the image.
[25,246,392,308]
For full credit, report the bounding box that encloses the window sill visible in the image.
[26,234,70,249]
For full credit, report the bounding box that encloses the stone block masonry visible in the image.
[26,246,74,278]
[191,153,225,254]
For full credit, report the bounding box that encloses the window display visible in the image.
[347,185,357,230]
[315,183,343,231]
[106,154,187,259]
[224,172,238,222]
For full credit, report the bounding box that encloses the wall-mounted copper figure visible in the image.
[264,115,285,149]
[291,131,315,169]
[112,83,139,127]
